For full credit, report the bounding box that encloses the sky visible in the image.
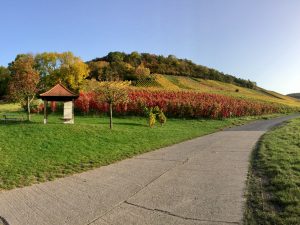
[0,0,299,94]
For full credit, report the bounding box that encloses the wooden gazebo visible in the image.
[39,83,79,124]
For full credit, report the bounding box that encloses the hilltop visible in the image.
[88,52,256,89]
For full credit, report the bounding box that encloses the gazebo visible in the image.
[39,83,79,124]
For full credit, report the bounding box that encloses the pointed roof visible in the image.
[39,83,78,101]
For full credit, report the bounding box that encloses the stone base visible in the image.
[63,118,74,124]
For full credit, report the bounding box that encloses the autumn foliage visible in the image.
[75,89,291,119]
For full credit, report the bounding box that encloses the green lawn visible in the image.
[244,118,300,225]
[0,103,284,190]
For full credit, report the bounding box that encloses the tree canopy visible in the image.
[8,54,40,120]
[0,66,10,98]
[35,52,89,91]
[96,81,130,129]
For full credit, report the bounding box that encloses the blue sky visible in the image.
[0,0,299,94]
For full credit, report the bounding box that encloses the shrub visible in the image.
[149,111,156,128]
[158,110,167,126]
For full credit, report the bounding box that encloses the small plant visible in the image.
[144,106,167,127]
[157,109,167,126]
[149,111,156,128]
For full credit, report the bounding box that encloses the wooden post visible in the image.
[72,99,75,124]
[43,100,47,124]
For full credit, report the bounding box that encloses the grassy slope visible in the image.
[148,74,300,107]
[244,118,300,225]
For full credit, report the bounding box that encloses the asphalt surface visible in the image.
[0,114,299,225]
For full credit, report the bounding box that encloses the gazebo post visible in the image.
[43,100,47,124]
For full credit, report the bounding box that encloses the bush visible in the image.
[144,106,167,127]
[158,110,167,126]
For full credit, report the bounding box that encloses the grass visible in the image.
[0,103,283,190]
[244,118,300,225]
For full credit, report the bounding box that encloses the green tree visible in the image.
[104,62,135,81]
[0,66,11,98]
[87,61,109,80]
[128,51,141,67]
[107,52,125,63]
[8,54,40,121]
[35,52,59,91]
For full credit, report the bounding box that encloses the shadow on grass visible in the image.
[0,121,28,126]
[113,122,147,127]
[0,119,148,127]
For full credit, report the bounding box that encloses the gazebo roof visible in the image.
[39,83,78,101]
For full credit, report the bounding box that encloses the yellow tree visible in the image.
[135,64,150,80]
[58,52,90,90]
[96,81,130,129]
[35,52,89,91]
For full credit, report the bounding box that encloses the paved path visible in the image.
[0,114,299,225]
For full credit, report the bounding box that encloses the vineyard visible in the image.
[75,89,294,119]
[136,75,300,107]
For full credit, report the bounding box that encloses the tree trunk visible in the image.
[27,96,31,121]
[109,103,113,129]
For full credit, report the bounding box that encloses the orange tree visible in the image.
[8,54,40,121]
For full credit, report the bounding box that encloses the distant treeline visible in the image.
[88,52,256,89]
[287,93,300,99]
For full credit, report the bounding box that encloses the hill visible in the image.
[88,52,256,89]
[87,52,300,108]
[287,93,300,99]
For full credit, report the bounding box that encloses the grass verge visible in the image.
[244,118,300,225]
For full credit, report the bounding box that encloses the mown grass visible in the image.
[244,118,300,225]
[0,104,282,190]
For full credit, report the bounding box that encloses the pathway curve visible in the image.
[0,114,299,225]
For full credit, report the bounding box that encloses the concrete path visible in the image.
[0,114,298,225]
